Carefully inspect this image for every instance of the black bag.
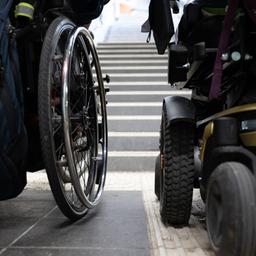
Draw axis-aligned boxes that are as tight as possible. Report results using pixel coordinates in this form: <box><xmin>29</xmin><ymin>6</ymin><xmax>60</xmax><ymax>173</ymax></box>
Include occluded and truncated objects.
<box><xmin>68</xmin><ymin>0</ymin><xmax>110</xmax><ymax>25</ymax></box>
<box><xmin>148</xmin><ymin>0</ymin><xmax>175</xmax><ymax>54</ymax></box>
<box><xmin>0</xmin><ymin>0</ymin><xmax>28</xmax><ymax>200</ymax></box>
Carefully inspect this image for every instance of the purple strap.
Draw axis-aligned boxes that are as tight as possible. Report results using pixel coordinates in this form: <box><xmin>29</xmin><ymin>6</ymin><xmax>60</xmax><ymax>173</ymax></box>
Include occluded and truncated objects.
<box><xmin>209</xmin><ymin>0</ymin><xmax>240</xmax><ymax>100</ymax></box>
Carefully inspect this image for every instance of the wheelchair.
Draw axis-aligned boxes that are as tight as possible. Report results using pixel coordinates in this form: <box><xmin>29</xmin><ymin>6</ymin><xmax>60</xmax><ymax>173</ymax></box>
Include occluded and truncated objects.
<box><xmin>154</xmin><ymin>0</ymin><xmax>256</xmax><ymax>254</ymax></box>
<box><xmin>12</xmin><ymin>0</ymin><xmax>108</xmax><ymax>220</ymax></box>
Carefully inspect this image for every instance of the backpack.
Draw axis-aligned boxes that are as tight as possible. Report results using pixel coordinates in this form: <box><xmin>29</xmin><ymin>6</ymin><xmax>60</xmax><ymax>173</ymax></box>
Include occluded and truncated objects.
<box><xmin>0</xmin><ymin>0</ymin><xmax>28</xmax><ymax>200</ymax></box>
<box><xmin>148</xmin><ymin>0</ymin><xmax>175</xmax><ymax>54</ymax></box>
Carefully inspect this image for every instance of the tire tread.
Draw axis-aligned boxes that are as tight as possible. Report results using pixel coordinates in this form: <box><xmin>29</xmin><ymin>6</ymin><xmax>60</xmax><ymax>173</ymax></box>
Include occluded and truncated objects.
<box><xmin>160</xmin><ymin>105</ymin><xmax>195</xmax><ymax>226</ymax></box>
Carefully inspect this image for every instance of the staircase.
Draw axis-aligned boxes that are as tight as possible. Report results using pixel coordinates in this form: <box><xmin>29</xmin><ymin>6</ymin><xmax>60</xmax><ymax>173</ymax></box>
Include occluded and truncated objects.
<box><xmin>97</xmin><ymin>42</ymin><xmax>191</xmax><ymax>172</ymax></box>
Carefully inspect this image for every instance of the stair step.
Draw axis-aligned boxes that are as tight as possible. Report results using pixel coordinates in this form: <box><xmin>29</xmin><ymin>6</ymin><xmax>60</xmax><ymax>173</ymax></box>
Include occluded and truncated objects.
<box><xmin>108</xmin><ymin>90</ymin><xmax>188</xmax><ymax>95</ymax></box>
<box><xmin>99</xmin><ymin>54</ymin><xmax>167</xmax><ymax>61</ymax></box>
<box><xmin>107</xmin><ymin>94</ymin><xmax>190</xmax><ymax>102</ymax></box>
<box><xmin>98</xmin><ymin>41</ymin><xmax>172</xmax><ymax>173</ymax></box>
<box><xmin>102</xmin><ymin>66</ymin><xmax>167</xmax><ymax>73</ymax></box>
<box><xmin>107</xmin><ymin>102</ymin><xmax>163</xmax><ymax>107</ymax></box>
<box><xmin>97</xmin><ymin>49</ymin><xmax>159</xmax><ymax>55</ymax></box>
<box><xmin>108</xmin><ymin>85</ymin><xmax>171</xmax><ymax>91</ymax></box>
<box><xmin>97</xmin><ymin>45</ymin><xmax>157</xmax><ymax>50</ymax></box>
<box><xmin>100</xmin><ymin>60</ymin><xmax>167</xmax><ymax>67</ymax></box>
<box><xmin>108</xmin><ymin>119</ymin><xmax>161</xmax><ymax>132</ymax></box>
<box><xmin>109</xmin><ymin>137</ymin><xmax>158</xmax><ymax>151</ymax></box>
<box><xmin>98</xmin><ymin>42</ymin><xmax>156</xmax><ymax>46</ymax></box>
<box><xmin>108</xmin><ymin>115</ymin><xmax>161</xmax><ymax>120</ymax></box>
<box><xmin>107</xmin><ymin>106</ymin><xmax>162</xmax><ymax>115</ymax></box>
<box><xmin>100</xmin><ymin>73</ymin><xmax>167</xmax><ymax>82</ymax></box>
<box><xmin>106</xmin><ymin>81</ymin><xmax>169</xmax><ymax>86</ymax></box>
<box><xmin>108</xmin><ymin>156</ymin><xmax>157</xmax><ymax>172</ymax></box>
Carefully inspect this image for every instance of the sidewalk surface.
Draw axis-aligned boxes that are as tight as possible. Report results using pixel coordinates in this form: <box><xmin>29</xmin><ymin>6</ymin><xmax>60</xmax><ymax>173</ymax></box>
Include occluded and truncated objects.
<box><xmin>0</xmin><ymin>190</ymin><xmax>149</xmax><ymax>256</ymax></box>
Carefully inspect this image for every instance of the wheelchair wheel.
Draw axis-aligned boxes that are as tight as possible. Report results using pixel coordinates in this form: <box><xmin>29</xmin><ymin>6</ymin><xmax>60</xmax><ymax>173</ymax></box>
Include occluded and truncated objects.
<box><xmin>38</xmin><ymin>17</ymin><xmax>88</xmax><ymax>220</ymax></box>
<box><xmin>160</xmin><ymin>104</ymin><xmax>195</xmax><ymax>226</ymax></box>
<box><xmin>206</xmin><ymin>162</ymin><xmax>256</xmax><ymax>256</ymax></box>
<box><xmin>62</xmin><ymin>27</ymin><xmax>108</xmax><ymax>209</ymax></box>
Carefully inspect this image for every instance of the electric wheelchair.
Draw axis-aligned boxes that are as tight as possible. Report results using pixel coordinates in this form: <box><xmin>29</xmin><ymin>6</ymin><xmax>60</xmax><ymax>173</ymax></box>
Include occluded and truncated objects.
<box><xmin>154</xmin><ymin>0</ymin><xmax>256</xmax><ymax>254</ymax></box>
<box><xmin>11</xmin><ymin>0</ymin><xmax>108</xmax><ymax>221</ymax></box>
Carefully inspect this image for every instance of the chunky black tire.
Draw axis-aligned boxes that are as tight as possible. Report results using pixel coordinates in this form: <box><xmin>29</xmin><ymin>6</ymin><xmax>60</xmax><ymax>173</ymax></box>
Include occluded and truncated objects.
<box><xmin>206</xmin><ymin>162</ymin><xmax>256</xmax><ymax>256</ymax></box>
<box><xmin>160</xmin><ymin>106</ymin><xmax>195</xmax><ymax>226</ymax></box>
<box><xmin>38</xmin><ymin>17</ymin><xmax>88</xmax><ymax>220</ymax></box>
<box><xmin>155</xmin><ymin>154</ymin><xmax>161</xmax><ymax>200</ymax></box>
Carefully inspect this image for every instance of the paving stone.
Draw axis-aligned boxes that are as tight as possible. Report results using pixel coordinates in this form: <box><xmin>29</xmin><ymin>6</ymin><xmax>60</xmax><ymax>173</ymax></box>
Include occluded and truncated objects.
<box><xmin>0</xmin><ymin>218</ymin><xmax>38</xmax><ymax>247</ymax></box>
<box><xmin>0</xmin><ymin>191</ymin><xmax>149</xmax><ymax>255</ymax></box>
<box><xmin>0</xmin><ymin>191</ymin><xmax>56</xmax><ymax>247</ymax></box>
<box><xmin>0</xmin><ymin>191</ymin><xmax>55</xmax><ymax>218</ymax></box>
<box><xmin>1</xmin><ymin>248</ymin><xmax>149</xmax><ymax>256</ymax></box>
<box><xmin>48</xmin><ymin>191</ymin><xmax>146</xmax><ymax>220</ymax></box>
<box><xmin>13</xmin><ymin>217</ymin><xmax>148</xmax><ymax>249</ymax></box>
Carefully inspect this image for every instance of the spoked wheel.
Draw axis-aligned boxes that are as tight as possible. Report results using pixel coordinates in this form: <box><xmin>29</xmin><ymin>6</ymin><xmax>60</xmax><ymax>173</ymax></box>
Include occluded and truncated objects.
<box><xmin>38</xmin><ymin>17</ymin><xmax>88</xmax><ymax>220</ymax></box>
<box><xmin>62</xmin><ymin>27</ymin><xmax>108</xmax><ymax>209</ymax></box>
<box><xmin>206</xmin><ymin>162</ymin><xmax>256</xmax><ymax>256</ymax></box>
<box><xmin>160</xmin><ymin>103</ymin><xmax>195</xmax><ymax>226</ymax></box>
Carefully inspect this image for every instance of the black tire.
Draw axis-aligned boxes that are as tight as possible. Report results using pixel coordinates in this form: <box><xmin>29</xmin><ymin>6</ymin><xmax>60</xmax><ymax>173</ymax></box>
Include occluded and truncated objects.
<box><xmin>160</xmin><ymin>105</ymin><xmax>195</xmax><ymax>226</ymax></box>
<box><xmin>206</xmin><ymin>162</ymin><xmax>256</xmax><ymax>256</ymax></box>
<box><xmin>155</xmin><ymin>154</ymin><xmax>161</xmax><ymax>200</ymax></box>
<box><xmin>38</xmin><ymin>17</ymin><xmax>88</xmax><ymax>220</ymax></box>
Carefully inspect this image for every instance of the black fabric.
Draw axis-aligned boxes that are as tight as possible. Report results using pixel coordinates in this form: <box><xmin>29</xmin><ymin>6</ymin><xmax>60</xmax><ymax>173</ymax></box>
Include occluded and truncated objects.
<box><xmin>0</xmin><ymin>0</ymin><xmax>28</xmax><ymax>200</ymax></box>
<box><xmin>68</xmin><ymin>0</ymin><xmax>109</xmax><ymax>25</ymax></box>
<box><xmin>148</xmin><ymin>0</ymin><xmax>174</xmax><ymax>54</ymax></box>
<box><xmin>178</xmin><ymin>3</ymin><xmax>202</xmax><ymax>44</ymax></box>
<box><xmin>178</xmin><ymin>3</ymin><xmax>224</xmax><ymax>48</ymax></box>
<box><xmin>178</xmin><ymin>0</ymin><xmax>228</xmax><ymax>44</ymax></box>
